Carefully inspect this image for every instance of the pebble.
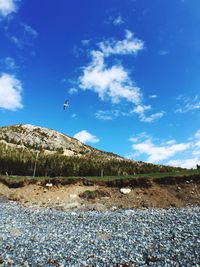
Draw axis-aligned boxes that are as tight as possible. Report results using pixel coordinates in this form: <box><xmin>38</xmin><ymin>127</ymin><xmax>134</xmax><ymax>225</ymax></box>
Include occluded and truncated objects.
<box><xmin>0</xmin><ymin>202</ymin><xmax>199</xmax><ymax>266</ymax></box>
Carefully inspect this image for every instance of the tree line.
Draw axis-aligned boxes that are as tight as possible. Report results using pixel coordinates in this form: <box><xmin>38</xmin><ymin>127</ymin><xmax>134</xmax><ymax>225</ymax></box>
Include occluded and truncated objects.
<box><xmin>0</xmin><ymin>143</ymin><xmax>183</xmax><ymax>177</ymax></box>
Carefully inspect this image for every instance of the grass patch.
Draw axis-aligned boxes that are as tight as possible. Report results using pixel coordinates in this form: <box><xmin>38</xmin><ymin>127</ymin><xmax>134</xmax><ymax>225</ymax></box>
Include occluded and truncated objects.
<box><xmin>83</xmin><ymin>169</ymin><xmax>200</xmax><ymax>181</ymax></box>
<box><xmin>1</xmin><ymin>169</ymin><xmax>199</xmax><ymax>185</ymax></box>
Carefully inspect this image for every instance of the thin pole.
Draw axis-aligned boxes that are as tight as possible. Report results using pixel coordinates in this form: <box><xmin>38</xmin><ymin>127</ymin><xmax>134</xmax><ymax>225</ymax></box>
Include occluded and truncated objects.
<box><xmin>33</xmin><ymin>151</ymin><xmax>40</xmax><ymax>177</ymax></box>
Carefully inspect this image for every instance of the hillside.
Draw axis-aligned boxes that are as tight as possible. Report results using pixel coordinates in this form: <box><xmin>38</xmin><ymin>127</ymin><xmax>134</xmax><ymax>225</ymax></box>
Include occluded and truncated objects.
<box><xmin>0</xmin><ymin>124</ymin><xmax>123</xmax><ymax>160</ymax></box>
<box><xmin>0</xmin><ymin>124</ymin><xmax>183</xmax><ymax>177</ymax></box>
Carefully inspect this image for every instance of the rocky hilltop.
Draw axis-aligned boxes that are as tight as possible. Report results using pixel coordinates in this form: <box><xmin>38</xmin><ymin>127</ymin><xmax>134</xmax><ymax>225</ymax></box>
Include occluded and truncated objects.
<box><xmin>0</xmin><ymin>124</ymin><xmax>123</xmax><ymax>160</ymax></box>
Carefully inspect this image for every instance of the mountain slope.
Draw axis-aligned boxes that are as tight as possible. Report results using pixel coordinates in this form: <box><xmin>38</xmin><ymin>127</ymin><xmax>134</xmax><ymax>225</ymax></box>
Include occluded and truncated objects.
<box><xmin>0</xmin><ymin>124</ymin><xmax>123</xmax><ymax>160</ymax></box>
<box><xmin>0</xmin><ymin>124</ymin><xmax>183</xmax><ymax>177</ymax></box>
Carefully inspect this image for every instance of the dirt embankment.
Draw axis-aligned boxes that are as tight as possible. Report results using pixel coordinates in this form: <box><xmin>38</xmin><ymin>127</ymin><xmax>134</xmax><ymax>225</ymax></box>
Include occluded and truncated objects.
<box><xmin>0</xmin><ymin>174</ymin><xmax>200</xmax><ymax>210</ymax></box>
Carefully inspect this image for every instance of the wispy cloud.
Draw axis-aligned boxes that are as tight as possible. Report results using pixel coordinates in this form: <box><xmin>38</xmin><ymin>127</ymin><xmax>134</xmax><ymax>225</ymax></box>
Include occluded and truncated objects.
<box><xmin>95</xmin><ymin>109</ymin><xmax>120</xmax><ymax>120</ymax></box>
<box><xmin>130</xmin><ymin>137</ymin><xmax>189</xmax><ymax>162</ymax></box>
<box><xmin>128</xmin><ymin>130</ymin><xmax>200</xmax><ymax>168</ymax></box>
<box><xmin>149</xmin><ymin>94</ymin><xmax>157</xmax><ymax>99</ymax></box>
<box><xmin>99</xmin><ymin>30</ymin><xmax>144</xmax><ymax>56</ymax></box>
<box><xmin>175</xmin><ymin>95</ymin><xmax>200</xmax><ymax>113</ymax></box>
<box><xmin>4</xmin><ymin>57</ymin><xmax>17</xmax><ymax>70</ymax></box>
<box><xmin>113</xmin><ymin>15</ymin><xmax>125</xmax><ymax>26</ymax></box>
<box><xmin>82</xmin><ymin>39</ymin><xmax>90</xmax><ymax>46</ymax></box>
<box><xmin>158</xmin><ymin>50</ymin><xmax>169</xmax><ymax>56</ymax></box>
<box><xmin>139</xmin><ymin>111</ymin><xmax>165</xmax><ymax>123</ymax></box>
<box><xmin>132</xmin><ymin>104</ymin><xmax>164</xmax><ymax>122</ymax></box>
<box><xmin>10</xmin><ymin>36</ymin><xmax>22</xmax><ymax>48</ymax></box>
<box><xmin>21</xmin><ymin>23</ymin><xmax>38</xmax><ymax>39</ymax></box>
<box><xmin>68</xmin><ymin>87</ymin><xmax>78</xmax><ymax>95</ymax></box>
<box><xmin>168</xmin><ymin>130</ymin><xmax>200</xmax><ymax>168</ymax></box>
<box><xmin>71</xmin><ymin>113</ymin><xmax>77</xmax><ymax>119</ymax></box>
<box><xmin>0</xmin><ymin>0</ymin><xmax>19</xmax><ymax>17</ymax></box>
<box><xmin>10</xmin><ymin>23</ymin><xmax>38</xmax><ymax>48</ymax></box>
<box><xmin>74</xmin><ymin>130</ymin><xmax>99</xmax><ymax>144</ymax></box>
<box><xmin>0</xmin><ymin>73</ymin><xmax>23</xmax><ymax>110</ymax></box>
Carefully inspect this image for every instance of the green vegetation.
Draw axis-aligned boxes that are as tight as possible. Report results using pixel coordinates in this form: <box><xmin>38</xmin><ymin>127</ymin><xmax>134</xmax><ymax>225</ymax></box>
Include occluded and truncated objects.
<box><xmin>1</xmin><ymin>169</ymin><xmax>199</xmax><ymax>184</ymax></box>
<box><xmin>0</xmin><ymin>142</ymin><xmax>191</xmax><ymax>178</ymax></box>
<box><xmin>84</xmin><ymin>169</ymin><xmax>200</xmax><ymax>181</ymax></box>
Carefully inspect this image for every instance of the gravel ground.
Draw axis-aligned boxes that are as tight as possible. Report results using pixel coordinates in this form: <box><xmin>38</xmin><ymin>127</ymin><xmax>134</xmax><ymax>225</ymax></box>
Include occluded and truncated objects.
<box><xmin>0</xmin><ymin>201</ymin><xmax>199</xmax><ymax>267</ymax></box>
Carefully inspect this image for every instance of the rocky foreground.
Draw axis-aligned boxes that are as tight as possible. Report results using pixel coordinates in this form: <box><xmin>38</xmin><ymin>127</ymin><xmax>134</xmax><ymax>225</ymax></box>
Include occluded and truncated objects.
<box><xmin>0</xmin><ymin>200</ymin><xmax>199</xmax><ymax>267</ymax></box>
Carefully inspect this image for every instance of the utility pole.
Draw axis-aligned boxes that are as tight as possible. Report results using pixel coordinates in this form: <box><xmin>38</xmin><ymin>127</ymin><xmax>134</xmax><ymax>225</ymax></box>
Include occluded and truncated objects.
<box><xmin>101</xmin><ymin>168</ymin><xmax>104</xmax><ymax>178</ymax></box>
<box><xmin>33</xmin><ymin>151</ymin><xmax>40</xmax><ymax>177</ymax></box>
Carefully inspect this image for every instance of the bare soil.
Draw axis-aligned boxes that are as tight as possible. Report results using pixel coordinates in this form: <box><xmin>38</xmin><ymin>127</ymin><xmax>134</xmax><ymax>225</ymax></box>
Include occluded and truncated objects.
<box><xmin>0</xmin><ymin>176</ymin><xmax>200</xmax><ymax>210</ymax></box>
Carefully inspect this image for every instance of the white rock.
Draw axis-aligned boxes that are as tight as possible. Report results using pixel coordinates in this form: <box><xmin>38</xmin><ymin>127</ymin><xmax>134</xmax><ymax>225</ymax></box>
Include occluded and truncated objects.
<box><xmin>46</xmin><ymin>183</ymin><xmax>53</xmax><ymax>187</ymax></box>
<box><xmin>70</xmin><ymin>194</ymin><xmax>78</xmax><ymax>199</ymax></box>
<box><xmin>120</xmin><ymin>188</ymin><xmax>131</xmax><ymax>194</ymax></box>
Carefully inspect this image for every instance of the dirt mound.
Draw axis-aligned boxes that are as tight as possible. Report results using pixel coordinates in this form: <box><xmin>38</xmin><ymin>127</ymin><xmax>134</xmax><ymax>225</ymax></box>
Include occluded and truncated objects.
<box><xmin>0</xmin><ymin>175</ymin><xmax>199</xmax><ymax>210</ymax></box>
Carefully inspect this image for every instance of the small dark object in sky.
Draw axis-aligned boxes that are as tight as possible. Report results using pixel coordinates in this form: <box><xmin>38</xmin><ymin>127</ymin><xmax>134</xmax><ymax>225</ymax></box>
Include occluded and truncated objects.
<box><xmin>63</xmin><ymin>99</ymin><xmax>69</xmax><ymax>110</ymax></box>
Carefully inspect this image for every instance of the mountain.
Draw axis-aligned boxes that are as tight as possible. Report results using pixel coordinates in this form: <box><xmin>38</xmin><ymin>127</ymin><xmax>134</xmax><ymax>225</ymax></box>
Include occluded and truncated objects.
<box><xmin>0</xmin><ymin>124</ymin><xmax>182</xmax><ymax>177</ymax></box>
<box><xmin>0</xmin><ymin>124</ymin><xmax>123</xmax><ymax>160</ymax></box>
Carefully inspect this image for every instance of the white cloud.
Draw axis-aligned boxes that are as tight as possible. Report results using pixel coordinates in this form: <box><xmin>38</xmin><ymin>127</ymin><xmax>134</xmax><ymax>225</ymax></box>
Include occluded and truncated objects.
<box><xmin>192</xmin><ymin>130</ymin><xmax>200</xmax><ymax>156</ymax></box>
<box><xmin>139</xmin><ymin>111</ymin><xmax>165</xmax><ymax>123</ymax></box>
<box><xmin>129</xmin><ymin>132</ymin><xmax>151</xmax><ymax>143</ymax></box>
<box><xmin>0</xmin><ymin>73</ymin><xmax>23</xmax><ymax>110</ymax></box>
<box><xmin>195</xmin><ymin>129</ymin><xmax>200</xmax><ymax>139</ymax></box>
<box><xmin>95</xmin><ymin>106</ymin><xmax>164</xmax><ymax>122</ymax></box>
<box><xmin>113</xmin><ymin>15</ymin><xmax>124</xmax><ymax>26</ymax></box>
<box><xmin>168</xmin><ymin>158</ymin><xmax>200</xmax><ymax>169</ymax></box>
<box><xmin>194</xmin><ymin>130</ymin><xmax>200</xmax><ymax>151</ymax></box>
<box><xmin>74</xmin><ymin>130</ymin><xmax>99</xmax><ymax>144</ymax></box>
<box><xmin>129</xmin><ymin>132</ymin><xmax>191</xmax><ymax>163</ymax></box>
<box><xmin>133</xmin><ymin>104</ymin><xmax>151</xmax><ymax>114</ymax></box>
<box><xmin>68</xmin><ymin>87</ymin><xmax>78</xmax><ymax>95</ymax></box>
<box><xmin>99</xmin><ymin>30</ymin><xmax>144</xmax><ymax>57</ymax></box>
<box><xmin>132</xmin><ymin>139</ymin><xmax>190</xmax><ymax>162</ymax></box>
<box><xmin>129</xmin><ymin>129</ymin><xmax>200</xmax><ymax>168</ymax></box>
<box><xmin>132</xmin><ymin>104</ymin><xmax>164</xmax><ymax>122</ymax></box>
<box><xmin>0</xmin><ymin>0</ymin><xmax>18</xmax><ymax>17</ymax></box>
<box><xmin>77</xmin><ymin>30</ymin><xmax>163</xmax><ymax>123</ymax></box>
<box><xmin>79</xmin><ymin>50</ymin><xmax>142</xmax><ymax>105</ymax></box>
<box><xmin>149</xmin><ymin>94</ymin><xmax>157</xmax><ymax>99</ymax></box>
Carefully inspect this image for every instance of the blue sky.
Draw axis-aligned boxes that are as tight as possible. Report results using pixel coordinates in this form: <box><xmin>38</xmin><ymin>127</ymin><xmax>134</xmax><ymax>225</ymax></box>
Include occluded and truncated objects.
<box><xmin>0</xmin><ymin>0</ymin><xmax>200</xmax><ymax>168</ymax></box>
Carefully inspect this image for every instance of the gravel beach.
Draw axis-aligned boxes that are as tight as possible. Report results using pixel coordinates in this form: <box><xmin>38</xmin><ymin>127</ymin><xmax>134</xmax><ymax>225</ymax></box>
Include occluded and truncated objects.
<box><xmin>0</xmin><ymin>201</ymin><xmax>199</xmax><ymax>267</ymax></box>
